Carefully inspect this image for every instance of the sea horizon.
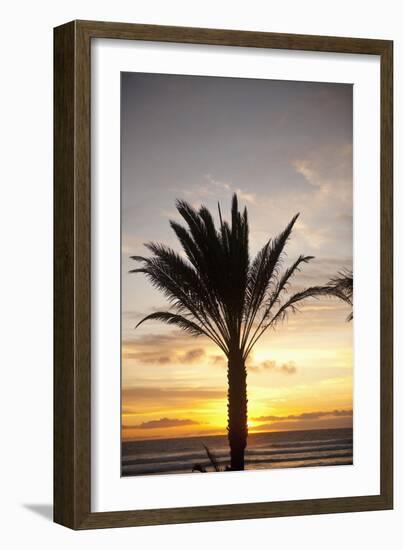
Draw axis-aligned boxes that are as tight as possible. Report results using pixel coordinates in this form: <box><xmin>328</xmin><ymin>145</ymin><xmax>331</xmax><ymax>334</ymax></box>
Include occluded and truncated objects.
<box><xmin>122</xmin><ymin>426</ymin><xmax>353</xmax><ymax>477</ymax></box>
<box><xmin>121</xmin><ymin>424</ymin><xmax>353</xmax><ymax>444</ymax></box>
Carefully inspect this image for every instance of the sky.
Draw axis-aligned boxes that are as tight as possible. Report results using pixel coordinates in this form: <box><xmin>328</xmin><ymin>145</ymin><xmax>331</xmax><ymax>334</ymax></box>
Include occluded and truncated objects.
<box><xmin>121</xmin><ymin>72</ymin><xmax>353</xmax><ymax>441</ymax></box>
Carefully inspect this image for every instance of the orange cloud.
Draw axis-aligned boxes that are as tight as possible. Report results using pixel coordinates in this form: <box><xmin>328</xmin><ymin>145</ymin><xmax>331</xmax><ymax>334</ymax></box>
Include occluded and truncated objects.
<box><xmin>250</xmin><ymin>409</ymin><xmax>353</xmax><ymax>432</ymax></box>
<box><xmin>248</xmin><ymin>359</ymin><xmax>297</xmax><ymax>374</ymax></box>
<box><xmin>123</xmin><ymin>334</ymin><xmax>209</xmax><ymax>366</ymax></box>
<box><xmin>181</xmin><ymin>348</ymin><xmax>205</xmax><ymax>362</ymax></box>
<box><xmin>253</xmin><ymin>409</ymin><xmax>352</xmax><ymax>422</ymax></box>
<box><xmin>124</xmin><ymin>417</ymin><xmax>199</xmax><ymax>430</ymax></box>
<box><xmin>122</xmin><ymin>386</ymin><xmax>227</xmax><ymax>415</ymax></box>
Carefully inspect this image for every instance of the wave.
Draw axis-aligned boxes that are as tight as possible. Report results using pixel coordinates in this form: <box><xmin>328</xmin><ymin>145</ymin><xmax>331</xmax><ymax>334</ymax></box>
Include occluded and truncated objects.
<box><xmin>121</xmin><ymin>427</ymin><xmax>353</xmax><ymax>477</ymax></box>
<box><xmin>268</xmin><ymin>438</ymin><xmax>352</xmax><ymax>449</ymax></box>
<box><xmin>122</xmin><ymin>448</ymin><xmax>353</xmax><ymax>476</ymax></box>
<box><xmin>122</xmin><ymin>443</ymin><xmax>353</xmax><ymax>467</ymax></box>
<box><xmin>122</xmin><ymin>451</ymin><xmax>353</xmax><ymax>476</ymax></box>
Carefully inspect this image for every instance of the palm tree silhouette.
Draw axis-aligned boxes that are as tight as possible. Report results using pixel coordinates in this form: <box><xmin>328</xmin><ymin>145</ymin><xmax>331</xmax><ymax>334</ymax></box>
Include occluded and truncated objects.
<box><xmin>131</xmin><ymin>194</ymin><xmax>330</xmax><ymax>471</ymax></box>
<box><xmin>327</xmin><ymin>269</ymin><xmax>353</xmax><ymax>321</ymax></box>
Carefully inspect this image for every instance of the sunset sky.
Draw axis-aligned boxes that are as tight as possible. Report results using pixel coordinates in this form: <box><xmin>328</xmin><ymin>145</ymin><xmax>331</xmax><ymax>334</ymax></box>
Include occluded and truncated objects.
<box><xmin>121</xmin><ymin>72</ymin><xmax>353</xmax><ymax>441</ymax></box>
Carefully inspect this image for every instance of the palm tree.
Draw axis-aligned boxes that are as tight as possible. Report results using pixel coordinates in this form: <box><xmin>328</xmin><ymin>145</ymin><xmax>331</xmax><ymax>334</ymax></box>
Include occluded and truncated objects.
<box><xmin>192</xmin><ymin>445</ymin><xmax>229</xmax><ymax>473</ymax></box>
<box><xmin>130</xmin><ymin>194</ymin><xmax>330</xmax><ymax>471</ymax></box>
<box><xmin>327</xmin><ymin>269</ymin><xmax>353</xmax><ymax>321</ymax></box>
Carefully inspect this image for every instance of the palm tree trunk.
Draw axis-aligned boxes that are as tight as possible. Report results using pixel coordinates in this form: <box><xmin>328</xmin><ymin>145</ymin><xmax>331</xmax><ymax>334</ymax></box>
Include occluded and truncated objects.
<box><xmin>227</xmin><ymin>349</ymin><xmax>248</xmax><ymax>470</ymax></box>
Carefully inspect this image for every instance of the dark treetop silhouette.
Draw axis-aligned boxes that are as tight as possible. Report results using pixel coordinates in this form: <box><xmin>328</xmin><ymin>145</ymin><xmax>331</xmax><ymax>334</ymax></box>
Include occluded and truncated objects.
<box><xmin>327</xmin><ymin>270</ymin><xmax>353</xmax><ymax>321</ymax></box>
<box><xmin>130</xmin><ymin>194</ymin><xmax>334</xmax><ymax>471</ymax></box>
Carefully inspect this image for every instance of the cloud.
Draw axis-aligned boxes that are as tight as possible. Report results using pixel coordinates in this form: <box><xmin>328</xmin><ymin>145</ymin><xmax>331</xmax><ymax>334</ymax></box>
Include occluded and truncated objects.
<box><xmin>292</xmin><ymin>159</ymin><xmax>320</xmax><ymax>187</ymax></box>
<box><xmin>249</xmin><ymin>359</ymin><xmax>297</xmax><ymax>375</ymax></box>
<box><xmin>235</xmin><ymin>188</ymin><xmax>256</xmax><ymax>204</ymax></box>
<box><xmin>260</xmin><ymin>360</ymin><xmax>277</xmax><ymax>370</ymax></box>
<box><xmin>180</xmin><ymin>174</ymin><xmax>256</xmax><ymax>205</ymax></box>
<box><xmin>123</xmin><ymin>335</ymin><xmax>208</xmax><ymax>366</ymax></box>
<box><xmin>210</xmin><ymin>354</ymin><xmax>226</xmax><ymax>366</ymax></box>
<box><xmin>253</xmin><ymin>409</ymin><xmax>352</xmax><ymax>422</ymax></box>
<box><xmin>279</xmin><ymin>363</ymin><xmax>297</xmax><ymax>375</ymax></box>
<box><xmin>124</xmin><ymin>334</ymin><xmax>227</xmax><ymax>370</ymax></box>
<box><xmin>294</xmin><ymin>220</ymin><xmax>330</xmax><ymax>249</ymax></box>
<box><xmin>123</xmin><ymin>333</ymin><xmax>181</xmax><ymax>347</ymax></box>
<box><xmin>121</xmin><ymin>234</ymin><xmax>149</xmax><ymax>255</ymax></box>
<box><xmin>121</xmin><ymin>406</ymin><xmax>139</xmax><ymax>414</ymax></box>
<box><xmin>124</xmin><ymin>417</ymin><xmax>199</xmax><ymax>430</ymax></box>
<box><xmin>205</xmin><ymin>174</ymin><xmax>231</xmax><ymax>192</ymax></box>
<box><xmin>291</xmin><ymin>143</ymin><xmax>353</xmax><ymax>205</ymax></box>
<box><xmin>123</xmin><ymin>349</ymin><xmax>172</xmax><ymax>364</ymax></box>
<box><xmin>181</xmin><ymin>348</ymin><xmax>205</xmax><ymax>362</ymax></box>
<box><xmin>123</xmin><ymin>386</ymin><xmax>226</xmax><ymax>403</ymax></box>
<box><xmin>296</xmin><ymin>257</ymin><xmax>353</xmax><ymax>285</ymax></box>
<box><xmin>208</xmin><ymin>355</ymin><xmax>297</xmax><ymax>374</ymax></box>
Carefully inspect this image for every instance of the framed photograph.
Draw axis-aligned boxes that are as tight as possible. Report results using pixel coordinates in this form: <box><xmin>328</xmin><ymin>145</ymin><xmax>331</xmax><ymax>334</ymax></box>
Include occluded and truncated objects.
<box><xmin>54</xmin><ymin>20</ymin><xmax>393</xmax><ymax>529</ymax></box>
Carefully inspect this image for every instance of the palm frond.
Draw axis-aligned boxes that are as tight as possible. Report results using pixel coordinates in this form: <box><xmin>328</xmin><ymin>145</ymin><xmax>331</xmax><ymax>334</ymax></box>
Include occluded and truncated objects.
<box><xmin>135</xmin><ymin>311</ymin><xmax>206</xmax><ymax>337</ymax></box>
<box><xmin>130</xmin><ymin>246</ymin><xmax>230</xmax><ymax>351</ymax></box>
<box><xmin>244</xmin><ymin>285</ymin><xmax>333</xmax><ymax>357</ymax></box>
<box><xmin>327</xmin><ymin>269</ymin><xmax>353</xmax><ymax>320</ymax></box>
<box><xmin>269</xmin><ymin>286</ymin><xmax>333</xmax><ymax>325</ymax></box>
<box><xmin>328</xmin><ymin>269</ymin><xmax>353</xmax><ymax>302</ymax></box>
<box><xmin>192</xmin><ymin>445</ymin><xmax>227</xmax><ymax>473</ymax></box>
<box><xmin>203</xmin><ymin>445</ymin><xmax>222</xmax><ymax>472</ymax></box>
<box><xmin>169</xmin><ymin>220</ymin><xmax>204</xmax><ymax>271</ymax></box>
<box><xmin>242</xmin><ymin>254</ymin><xmax>314</xmax><ymax>358</ymax></box>
<box><xmin>130</xmin><ymin>194</ymin><xmax>338</xmax><ymax>361</ymax></box>
<box><xmin>241</xmin><ymin>213</ymin><xmax>299</xmax><ymax>352</ymax></box>
<box><xmin>266</xmin><ymin>255</ymin><xmax>315</xmax><ymax>313</ymax></box>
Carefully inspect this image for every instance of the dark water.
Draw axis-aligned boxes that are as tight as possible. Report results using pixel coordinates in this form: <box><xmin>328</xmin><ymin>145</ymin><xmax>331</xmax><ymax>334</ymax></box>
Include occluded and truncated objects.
<box><xmin>121</xmin><ymin>427</ymin><xmax>353</xmax><ymax>477</ymax></box>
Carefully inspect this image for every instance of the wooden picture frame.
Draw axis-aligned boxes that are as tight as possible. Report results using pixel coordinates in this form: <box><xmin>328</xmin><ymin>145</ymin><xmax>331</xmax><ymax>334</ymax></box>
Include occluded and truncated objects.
<box><xmin>54</xmin><ymin>20</ymin><xmax>393</xmax><ymax>529</ymax></box>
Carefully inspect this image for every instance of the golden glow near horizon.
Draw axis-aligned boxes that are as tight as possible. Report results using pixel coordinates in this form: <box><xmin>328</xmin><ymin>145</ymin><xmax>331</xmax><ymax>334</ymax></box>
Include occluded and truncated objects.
<box><xmin>121</xmin><ymin>74</ymin><xmax>353</xmax><ymax>442</ymax></box>
<box><xmin>121</xmin><ymin>306</ymin><xmax>353</xmax><ymax>441</ymax></box>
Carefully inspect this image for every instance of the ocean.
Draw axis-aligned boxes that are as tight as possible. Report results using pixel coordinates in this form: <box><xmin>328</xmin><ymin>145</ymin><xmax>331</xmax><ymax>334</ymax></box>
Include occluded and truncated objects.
<box><xmin>121</xmin><ymin>427</ymin><xmax>353</xmax><ymax>477</ymax></box>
